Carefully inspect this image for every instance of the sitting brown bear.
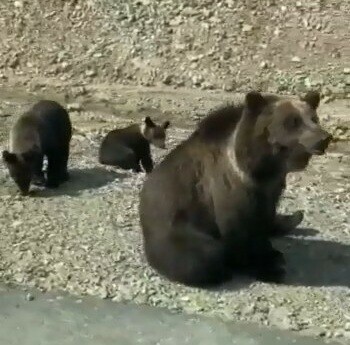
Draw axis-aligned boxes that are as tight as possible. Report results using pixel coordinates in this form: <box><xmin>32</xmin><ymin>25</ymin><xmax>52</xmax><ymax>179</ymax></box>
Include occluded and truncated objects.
<box><xmin>98</xmin><ymin>116</ymin><xmax>170</xmax><ymax>173</ymax></box>
<box><xmin>139</xmin><ymin>90</ymin><xmax>332</xmax><ymax>288</ymax></box>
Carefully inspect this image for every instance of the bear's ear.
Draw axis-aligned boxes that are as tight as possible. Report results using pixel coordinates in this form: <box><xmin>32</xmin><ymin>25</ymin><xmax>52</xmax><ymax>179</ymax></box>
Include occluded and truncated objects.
<box><xmin>144</xmin><ymin>116</ymin><xmax>156</xmax><ymax>128</ymax></box>
<box><xmin>162</xmin><ymin>120</ymin><xmax>170</xmax><ymax>129</ymax></box>
<box><xmin>2</xmin><ymin>150</ymin><xmax>17</xmax><ymax>164</ymax></box>
<box><xmin>245</xmin><ymin>91</ymin><xmax>267</xmax><ymax>115</ymax></box>
<box><xmin>301</xmin><ymin>91</ymin><xmax>320</xmax><ymax>110</ymax></box>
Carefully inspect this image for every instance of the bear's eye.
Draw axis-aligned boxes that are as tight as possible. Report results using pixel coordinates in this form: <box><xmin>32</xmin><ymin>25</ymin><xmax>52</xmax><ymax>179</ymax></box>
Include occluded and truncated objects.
<box><xmin>284</xmin><ymin>114</ymin><xmax>302</xmax><ymax>130</ymax></box>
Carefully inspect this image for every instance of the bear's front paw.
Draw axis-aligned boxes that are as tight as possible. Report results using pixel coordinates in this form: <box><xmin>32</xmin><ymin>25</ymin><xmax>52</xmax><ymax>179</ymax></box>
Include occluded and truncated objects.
<box><xmin>270</xmin><ymin>210</ymin><xmax>304</xmax><ymax>237</ymax></box>
<box><xmin>32</xmin><ymin>176</ymin><xmax>46</xmax><ymax>187</ymax></box>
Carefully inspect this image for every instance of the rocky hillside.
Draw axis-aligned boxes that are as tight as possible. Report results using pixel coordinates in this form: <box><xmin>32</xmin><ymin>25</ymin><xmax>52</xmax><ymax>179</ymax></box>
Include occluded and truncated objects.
<box><xmin>0</xmin><ymin>0</ymin><xmax>349</xmax><ymax>97</ymax></box>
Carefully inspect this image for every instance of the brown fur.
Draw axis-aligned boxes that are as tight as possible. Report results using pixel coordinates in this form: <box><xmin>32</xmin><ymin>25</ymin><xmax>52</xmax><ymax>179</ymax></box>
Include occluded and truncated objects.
<box><xmin>139</xmin><ymin>91</ymin><xmax>332</xmax><ymax>287</ymax></box>
<box><xmin>98</xmin><ymin>117</ymin><xmax>170</xmax><ymax>173</ymax></box>
<box><xmin>2</xmin><ymin>100</ymin><xmax>72</xmax><ymax>195</ymax></box>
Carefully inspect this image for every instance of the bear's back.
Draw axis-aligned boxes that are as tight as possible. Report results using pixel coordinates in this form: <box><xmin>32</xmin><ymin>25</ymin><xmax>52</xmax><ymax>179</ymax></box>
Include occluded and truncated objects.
<box><xmin>103</xmin><ymin>124</ymin><xmax>148</xmax><ymax>152</ymax></box>
<box><xmin>10</xmin><ymin>100</ymin><xmax>71</xmax><ymax>154</ymax></box>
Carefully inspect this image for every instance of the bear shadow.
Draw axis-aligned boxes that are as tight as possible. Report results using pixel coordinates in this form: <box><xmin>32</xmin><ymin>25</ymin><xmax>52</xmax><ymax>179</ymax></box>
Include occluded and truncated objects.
<box><xmin>207</xmin><ymin>227</ymin><xmax>350</xmax><ymax>292</ymax></box>
<box><xmin>276</xmin><ymin>232</ymin><xmax>350</xmax><ymax>288</ymax></box>
<box><xmin>34</xmin><ymin>167</ymin><xmax>127</xmax><ymax>197</ymax></box>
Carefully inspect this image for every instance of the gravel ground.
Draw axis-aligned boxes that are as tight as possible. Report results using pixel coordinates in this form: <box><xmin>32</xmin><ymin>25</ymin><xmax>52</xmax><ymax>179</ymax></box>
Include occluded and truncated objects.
<box><xmin>0</xmin><ymin>85</ymin><xmax>349</xmax><ymax>344</ymax></box>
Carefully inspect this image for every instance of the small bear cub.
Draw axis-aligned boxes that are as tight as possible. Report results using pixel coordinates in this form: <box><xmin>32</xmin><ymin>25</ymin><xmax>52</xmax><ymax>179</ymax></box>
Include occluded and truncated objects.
<box><xmin>2</xmin><ymin>100</ymin><xmax>72</xmax><ymax>195</ymax></box>
<box><xmin>98</xmin><ymin>116</ymin><xmax>170</xmax><ymax>173</ymax></box>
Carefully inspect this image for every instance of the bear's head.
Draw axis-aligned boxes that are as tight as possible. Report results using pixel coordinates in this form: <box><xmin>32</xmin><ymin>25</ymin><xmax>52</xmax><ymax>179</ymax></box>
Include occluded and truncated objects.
<box><xmin>247</xmin><ymin>91</ymin><xmax>332</xmax><ymax>173</ymax></box>
<box><xmin>141</xmin><ymin>116</ymin><xmax>171</xmax><ymax>149</ymax></box>
<box><xmin>2</xmin><ymin>149</ymin><xmax>39</xmax><ymax>195</ymax></box>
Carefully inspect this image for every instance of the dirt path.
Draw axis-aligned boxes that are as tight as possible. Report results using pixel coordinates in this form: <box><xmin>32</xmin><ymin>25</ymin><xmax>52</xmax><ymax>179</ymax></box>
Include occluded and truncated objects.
<box><xmin>0</xmin><ymin>85</ymin><xmax>349</xmax><ymax>344</ymax></box>
<box><xmin>0</xmin><ymin>284</ymin><xmax>340</xmax><ymax>345</ymax></box>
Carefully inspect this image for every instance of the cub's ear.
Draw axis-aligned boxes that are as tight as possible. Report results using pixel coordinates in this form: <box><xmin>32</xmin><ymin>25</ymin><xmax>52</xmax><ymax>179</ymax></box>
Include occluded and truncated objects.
<box><xmin>2</xmin><ymin>150</ymin><xmax>17</xmax><ymax>164</ymax></box>
<box><xmin>245</xmin><ymin>91</ymin><xmax>267</xmax><ymax>115</ymax></box>
<box><xmin>144</xmin><ymin>116</ymin><xmax>156</xmax><ymax>128</ymax></box>
<box><xmin>21</xmin><ymin>150</ymin><xmax>37</xmax><ymax>163</ymax></box>
<box><xmin>301</xmin><ymin>91</ymin><xmax>320</xmax><ymax>110</ymax></box>
<box><xmin>162</xmin><ymin>120</ymin><xmax>170</xmax><ymax>129</ymax></box>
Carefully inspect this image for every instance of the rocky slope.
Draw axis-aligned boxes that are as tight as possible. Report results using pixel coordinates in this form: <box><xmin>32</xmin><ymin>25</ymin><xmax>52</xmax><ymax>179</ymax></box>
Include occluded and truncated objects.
<box><xmin>0</xmin><ymin>0</ymin><xmax>349</xmax><ymax>97</ymax></box>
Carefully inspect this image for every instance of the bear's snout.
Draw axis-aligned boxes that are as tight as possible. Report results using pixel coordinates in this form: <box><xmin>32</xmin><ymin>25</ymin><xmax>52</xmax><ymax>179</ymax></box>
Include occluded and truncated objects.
<box><xmin>310</xmin><ymin>130</ymin><xmax>332</xmax><ymax>155</ymax></box>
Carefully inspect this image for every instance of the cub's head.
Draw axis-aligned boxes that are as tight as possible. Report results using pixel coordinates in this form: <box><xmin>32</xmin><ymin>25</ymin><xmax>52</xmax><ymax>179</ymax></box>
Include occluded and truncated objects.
<box><xmin>2</xmin><ymin>150</ymin><xmax>38</xmax><ymax>195</ymax></box>
<box><xmin>141</xmin><ymin>116</ymin><xmax>171</xmax><ymax>149</ymax></box>
<box><xmin>252</xmin><ymin>91</ymin><xmax>332</xmax><ymax>172</ymax></box>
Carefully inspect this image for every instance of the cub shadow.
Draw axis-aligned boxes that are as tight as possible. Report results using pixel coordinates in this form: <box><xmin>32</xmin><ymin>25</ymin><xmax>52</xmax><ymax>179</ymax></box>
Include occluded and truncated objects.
<box><xmin>34</xmin><ymin>167</ymin><xmax>127</xmax><ymax>197</ymax></box>
<box><xmin>207</xmin><ymin>227</ymin><xmax>350</xmax><ymax>292</ymax></box>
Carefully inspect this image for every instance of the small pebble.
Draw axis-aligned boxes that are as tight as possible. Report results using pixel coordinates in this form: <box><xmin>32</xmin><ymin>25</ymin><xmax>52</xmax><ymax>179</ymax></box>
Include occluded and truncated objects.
<box><xmin>24</xmin><ymin>293</ymin><xmax>34</xmax><ymax>301</ymax></box>
<box><xmin>291</xmin><ymin>56</ymin><xmax>301</xmax><ymax>63</ymax></box>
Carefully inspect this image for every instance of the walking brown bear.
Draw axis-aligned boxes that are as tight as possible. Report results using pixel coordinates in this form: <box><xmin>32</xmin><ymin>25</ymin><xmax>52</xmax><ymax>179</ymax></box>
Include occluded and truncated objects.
<box><xmin>98</xmin><ymin>116</ymin><xmax>170</xmax><ymax>173</ymax></box>
<box><xmin>139</xmin><ymin>90</ymin><xmax>332</xmax><ymax>287</ymax></box>
<box><xmin>2</xmin><ymin>100</ymin><xmax>72</xmax><ymax>195</ymax></box>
